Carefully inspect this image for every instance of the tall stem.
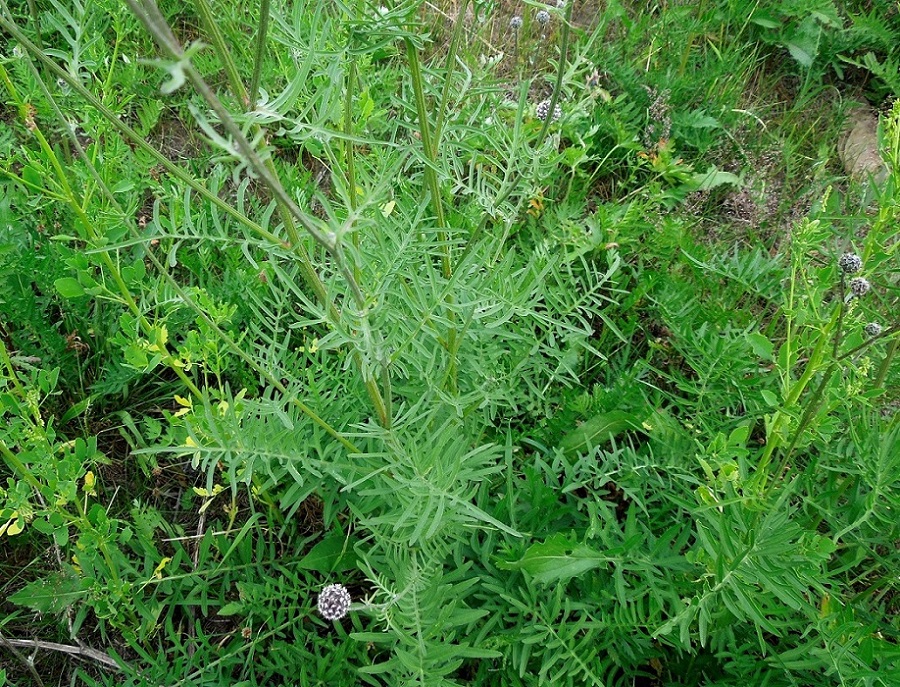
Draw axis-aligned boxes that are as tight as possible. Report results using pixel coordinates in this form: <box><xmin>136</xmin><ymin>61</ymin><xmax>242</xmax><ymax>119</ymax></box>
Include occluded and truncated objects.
<box><xmin>343</xmin><ymin>33</ymin><xmax>360</xmax><ymax>282</ymax></box>
<box><xmin>404</xmin><ymin>36</ymin><xmax>449</xmax><ymax>277</ymax></box>
<box><xmin>404</xmin><ymin>34</ymin><xmax>458</xmax><ymax>393</ymax></box>
<box><xmin>433</xmin><ymin>0</ymin><xmax>468</xmax><ymax>148</ymax></box>
<box><xmin>193</xmin><ymin>0</ymin><xmax>250</xmax><ymax>106</ymax></box>
<box><xmin>874</xmin><ymin>337</ymin><xmax>899</xmax><ymax>389</ymax></box>
<box><xmin>535</xmin><ymin>3</ymin><xmax>573</xmax><ymax>146</ymax></box>
<box><xmin>756</xmin><ymin>305</ymin><xmax>841</xmax><ymax>484</ymax></box>
<box><xmin>249</xmin><ymin>0</ymin><xmax>271</xmax><ymax>106</ymax></box>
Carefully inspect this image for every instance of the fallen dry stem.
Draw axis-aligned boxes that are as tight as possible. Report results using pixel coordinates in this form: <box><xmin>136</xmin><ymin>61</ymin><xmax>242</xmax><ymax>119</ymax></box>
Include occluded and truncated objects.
<box><xmin>0</xmin><ymin>635</ymin><xmax>123</xmax><ymax>671</ymax></box>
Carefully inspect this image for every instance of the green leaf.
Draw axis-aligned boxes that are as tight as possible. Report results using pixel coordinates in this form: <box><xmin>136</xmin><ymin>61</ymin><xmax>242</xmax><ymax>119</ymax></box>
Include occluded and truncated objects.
<box><xmin>123</xmin><ymin>343</ymin><xmax>150</xmax><ymax>370</ymax></box>
<box><xmin>54</xmin><ymin>277</ymin><xmax>85</xmax><ymax>298</ymax></box>
<box><xmin>746</xmin><ymin>332</ymin><xmax>774</xmax><ymax>361</ymax></box>
<box><xmin>689</xmin><ymin>166</ymin><xmax>741</xmax><ymax>192</ymax></box>
<box><xmin>217</xmin><ymin>601</ymin><xmax>244</xmax><ymax>616</ymax></box>
<box><xmin>786</xmin><ymin>40</ymin><xmax>815</xmax><ymax>68</ymax></box>
<box><xmin>297</xmin><ymin>534</ymin><xmax>356</xmax><ymax>573</ymax></box>
<box><xmin>9</xmin><ymin>574</ymin><xmax>85</xmax><ymax>613</ymax></box>
<box><xmin>559</xmin><ymin>410</ymin><xmax>644</xmax><ymax>455</ymax></box>
<box><xmin>498</xmin><ymin>533</ymin><xmax>609</xmax><ymax>584</ymax></box>
<box><xmin>61</xmin><ymin>396</ymin><xmax>94</xmax><ymax>424</ymax></box>
<box><xmin>784</xmin><ymin>19</ymin><xmax>821</xmax><ymax>69</ymax></box>
<box><xmin>31</xmin><ymin>518</ymin><xmax>54</xmax><ymax>535</ymax></box>
<box><xmin>761</xmin><ymin>390</ymin><xmax>780</xmax><ymax>408</ymax></box>
<box><xmin>53</xmin><ymin>527</ymin><xmax>70</xmax><ymax>548</ymax></box>
<box><xmin>112</xmin><ymin>179</ymin><xmax>136</xmax><ymax>193</ymax></box>
<box><xmin>22</xmin><ymin>165</ymin><xmax>44</xmax><ymax>189</ymax></box>
<box><xmin>680</xmin><ymin>109</ymin><xmax>721</xmax><ymax>129</ymax></box>
<box><xmin>749</xmin><ymin>12</ymin><xmax>780</xmax><ymax>29</ymax></box>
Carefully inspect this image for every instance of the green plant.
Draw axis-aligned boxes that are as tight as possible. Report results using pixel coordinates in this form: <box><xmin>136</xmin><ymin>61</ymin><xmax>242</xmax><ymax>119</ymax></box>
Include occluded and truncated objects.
<box><xmin>1</xmin><ymin>1</ymin><xmax>899</xmax><ymax>686</ymax></box>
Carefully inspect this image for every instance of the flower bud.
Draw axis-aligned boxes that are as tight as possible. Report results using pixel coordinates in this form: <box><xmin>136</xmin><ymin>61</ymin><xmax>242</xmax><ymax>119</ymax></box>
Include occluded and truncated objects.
<box><xmin>838</xmin><ymin>253</ymin><xmax>863</xmax><ymax>274</ymax></box>
<box><xmin>317</xmin><ymin>583</ymin><xmax>352</xmax><ymax>621</ymax></box>
<box><xmin>849</xmin><ymin>277</ymin><xmax>871</xmax><ymax>297</ymax></box>
<box><xmin>864</xmin><ymin>322</ymin><xmax>883</xmax><ymax>337</ymax></box>
<box><xmin>536</xmin><ymin>98</ymin><xmax>562</xmax><ymax>122</ymax></box>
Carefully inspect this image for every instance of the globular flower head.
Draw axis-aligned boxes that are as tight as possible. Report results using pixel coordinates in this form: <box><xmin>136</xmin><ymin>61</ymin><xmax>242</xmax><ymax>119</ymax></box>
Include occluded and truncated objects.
<box><xmin>865</xmin><ymin>322</ymin><xmax>883</xmax><ymax>337</ymax></box>
<box><xmin>838</xmin><ymin>252</ymin><xmax>863</xmax><ymax>274</ymax></box>
<box><xmin>509</xmin><ymin>15</ymin><xmax>523</xmax><ymax>29</ymax></box>
<box><xmin>317</xmin><ymin>583</ymin><xmax>352</xmax><ymax>621</ymax></box>
<box><xmin>536</xmin><ymin>98</ymin><xmax>563</xmax><ymax>122</ymax></box>
<box><xmin>556</xmin><ymin>0</ymin><xmax>566</xmax><ymax>7</ymax></box>
<box><xmin>536</xmin><ymin>9</ymin><xmax>551</xmax><ymax>25</ymax></box>
<box><xmin>849</xmin><ymin>276</ymin><xmax>871</xmax><ymax>297</ymax></box>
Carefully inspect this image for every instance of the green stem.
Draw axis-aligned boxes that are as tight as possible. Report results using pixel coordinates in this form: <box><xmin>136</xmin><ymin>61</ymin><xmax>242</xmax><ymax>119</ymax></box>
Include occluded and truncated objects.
<box><xmin>774</xmin><ymin>360</ymin><xmax>836</xmax><ymax>480</ymax></box>
<box><xmin>25</xmin><ymin>0</ymin><xmax>42</xmax><ymax>49</ymax></box>
<box><xmin>249</xmin><ymin>0</ymin><xmax>271</xmax><ymax>107</ymax></box>
<box><xmin>757</xmin><ymin>304</ymin><xmax>841</xmax><ymax>481</ymax></box>
<box><xmin>535</xmin><ymin>2</ymin><xmax>572</xmax><ymax>147</ymax></box>
<box><xmin>403</xmin><ymin>36</ymin><xmax>448</xmax><ymax>276</ymax></box>
<box><xmin>404</xmin><ymin>34</ymin><xmax>458</xmax><ymax>393</ymax></box>
<box><xmin>433</xmin><ymin>0</ymin><xmax>467</xmax><ymax>148</ymax></box>
<box><xmin>343</xmin><ymin>41</ymin><xmax>360</xmax><ymax>271</ymax></box>
<box><xmin>0</xmin><ymin>337</ymin><xmax>35</xmax><ymax>421</ymax></box>
<box><xmin>832</xmin><ymin>277</ymin><xmax>845</xmax><ymax>359</ymax></box>
<box><xmin>874</xmin><ymin>336</ymin><xmax>899</xmax><ymax>389</ymax></box>
<box><xmin>0</xmin><ymin>439</ymin><xmax>44</xmax><ymax>494</ymax></box>
<box><xmin>342</xmin><ymin>11</ymin><xmax>389</xmax><ymax>418</ymax></box>
<box><xmin>767</xmin><ymin>322</ymin><xmax>900</xmax><ymax>491</ymax></box>
<box><xmin>838</xmin><ymin>323</ymin><xmax>900</xmax><ymax>362</ymax></box>
<box><xmin>193</xmin><ymin>0</ymin><xmax>250</xmax><ymax>106</ymax></box>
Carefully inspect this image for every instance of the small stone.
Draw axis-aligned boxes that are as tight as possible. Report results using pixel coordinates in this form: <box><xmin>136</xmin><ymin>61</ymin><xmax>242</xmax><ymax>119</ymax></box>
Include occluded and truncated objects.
<box><xmin>839</xmin><ymin>106</ymin><xmax>888</xmax><ymax>185</ymax></box>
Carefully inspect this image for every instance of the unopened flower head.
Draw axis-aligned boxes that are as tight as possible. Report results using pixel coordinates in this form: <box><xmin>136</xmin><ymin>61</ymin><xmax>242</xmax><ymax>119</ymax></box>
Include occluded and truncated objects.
<box><xmin>839</xmin><ymin>252</ymin><xmax>863</xmax><ymax>274</ymax></box>
<box><xmin>317</xmin><ymin>583</ymin><xmax>352</xmax><ymax>621</ymax></box>
<box><xmin>849</xmin><ymin>277</ymin><xmax>871</xmax><ymax>297</ymax></box>
<box><xmin>536</xmin><ymin>98</ymin><xmax>563</xmax><ymax>122</ymax></box>
<box><xmin>864</xmin><ymin>322</ymin><xmax>883</xmax><ymax>337</ymax></box>
<box><xmin>509</xmin><ymin>15</ymin><xmax>523</xmax><ymax>29</ymax></box>
<box><xmin>536</xmin><ymin>9</ymin><xmax>551</xmax><ymax>25</ymax></box>
<box><xmin>556</xmin><ymin>0</ymin><xmax>566</xmax><ymax>7</ymax></box>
